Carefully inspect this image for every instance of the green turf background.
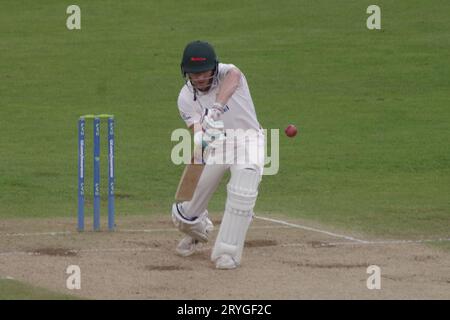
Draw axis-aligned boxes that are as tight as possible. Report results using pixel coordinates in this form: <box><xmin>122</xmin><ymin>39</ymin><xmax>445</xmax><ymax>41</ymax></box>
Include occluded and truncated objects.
<box><xmin>0</xmin><ymin>0</ymin><xmax>449</xmax><ymax>238</ymax></box>
<box><xmin>0</xmin><ymin>279</ymin><xmax>79</xmax><ymax>299</ymax></box>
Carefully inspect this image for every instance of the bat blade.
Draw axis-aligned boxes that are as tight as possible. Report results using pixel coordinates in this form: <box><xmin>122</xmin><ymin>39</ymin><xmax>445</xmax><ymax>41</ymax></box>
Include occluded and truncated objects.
<box><xmin>175</xmin><ymin>163</ymin><xmax>204</xmax><ymax>201</ymax></box>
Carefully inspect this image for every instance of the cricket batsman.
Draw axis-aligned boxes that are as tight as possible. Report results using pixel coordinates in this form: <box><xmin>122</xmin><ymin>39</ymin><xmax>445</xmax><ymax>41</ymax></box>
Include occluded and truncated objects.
<box><xmin>172</xmin><ymin>40</ymin><xmax>265</xmax><ymax>269</ymax></box>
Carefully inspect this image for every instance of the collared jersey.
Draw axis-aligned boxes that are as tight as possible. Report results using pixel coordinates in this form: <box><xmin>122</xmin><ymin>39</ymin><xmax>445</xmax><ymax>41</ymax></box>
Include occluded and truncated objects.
<box><xmin>177</xmin><ymin>63</ymin><xmax>261</xmax><ymax>131</ymax></box>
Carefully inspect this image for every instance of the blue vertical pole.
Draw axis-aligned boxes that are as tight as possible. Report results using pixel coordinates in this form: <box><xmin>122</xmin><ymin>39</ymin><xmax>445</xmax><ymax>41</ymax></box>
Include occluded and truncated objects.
<box><xmin>93</xmin><ymin>117</ymin><xmax>101</xmax><ymax>231</ymax></box>
<box><xmin>108</xmin><ymin>116</ymin><xmax>115</xmax><ymax>231</ymax></box>
<box><xmin>78</xmin><ymin>118</ymin><xmax>85</xmax><ymax>231</ymax></box>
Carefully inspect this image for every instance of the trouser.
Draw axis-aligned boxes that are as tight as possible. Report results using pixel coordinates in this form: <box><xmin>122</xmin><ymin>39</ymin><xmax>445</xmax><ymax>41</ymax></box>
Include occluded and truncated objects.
<box><xmin>180</xmin><ymin>130</ymin><xmax>265</xmax><ymax>219</ymax></box>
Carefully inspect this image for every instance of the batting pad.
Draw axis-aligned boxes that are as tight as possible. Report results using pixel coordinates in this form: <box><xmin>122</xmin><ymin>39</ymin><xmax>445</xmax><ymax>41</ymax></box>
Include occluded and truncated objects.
<box><xmin>211</xmin><ymin>166</ymin><xmax>260</xmax><ymax>265</ymax></box>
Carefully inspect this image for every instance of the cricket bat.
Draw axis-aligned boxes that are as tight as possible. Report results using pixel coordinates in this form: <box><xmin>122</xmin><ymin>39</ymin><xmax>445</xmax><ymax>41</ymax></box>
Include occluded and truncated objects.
<box><xmin>175</xmin><ymin>117</ymin><xmax>225</xmax><ymax>202</ymax></box>
<box><xmin>174</xmin><ymin>145</ymin><xmax>205</xmax><ymax>202</ymax></box>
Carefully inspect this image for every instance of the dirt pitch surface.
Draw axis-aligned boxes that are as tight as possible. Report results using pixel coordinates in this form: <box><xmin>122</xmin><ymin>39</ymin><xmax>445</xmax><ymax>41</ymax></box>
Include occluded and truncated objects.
<box><xmin>0</xmin><ymin>214</ymin><xmax>449</xmax><ymax>299</ymax></box>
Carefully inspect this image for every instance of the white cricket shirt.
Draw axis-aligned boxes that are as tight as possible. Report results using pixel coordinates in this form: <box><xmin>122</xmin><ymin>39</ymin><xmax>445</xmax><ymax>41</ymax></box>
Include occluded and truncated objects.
<box><xmin>177</xmin><ymin>63</ymin><xmax>261</xmax><ymax>131</ymax></box>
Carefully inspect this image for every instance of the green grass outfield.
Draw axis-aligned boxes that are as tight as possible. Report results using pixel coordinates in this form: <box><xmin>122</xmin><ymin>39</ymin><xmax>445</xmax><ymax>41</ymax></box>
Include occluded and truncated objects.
<box><xmin>0</xmin><ymin>279</ymin><xmax>79</xmax><ymax>300</ymax></box>
<box><xmin>0</xmin><ymin>0</ymin><xmax>449</xmax><ymax>239</ymax></box>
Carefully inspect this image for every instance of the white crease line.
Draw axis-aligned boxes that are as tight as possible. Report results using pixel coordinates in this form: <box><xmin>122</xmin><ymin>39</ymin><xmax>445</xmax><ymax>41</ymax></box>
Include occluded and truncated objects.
<box><xmin>0</xmin><ymin>251</ymin><xmax>35</xmax><ymax>257</ymax></box>
<box><xmin>120</xmin><ymin>228</ymin><xmax>177</xmax><ymax>233</ymax></box>
<box><xmin>0</xmin><ymin>247</ymin><xmax>163</xmax><ymax>257</ymax></box>
<box><xmin>2</xmin><ymin>219</ymin><xmax>446</xmax><ymax>249</ymax></box>
<box><xmin>78</xmin><ymin>247</ymin><xmax>163</xmax><ymax>253</ymax></box>
<box><xmin>254</xmin><ymin>216</ymin><xmax>368</xmax><ymax>243</ymax></box>
<box><xmin>0</xmin><ymin>225</ymin><xmax>290</xmax><ymax>237</ymax></box>
<box><xmin>0</xmin><ymin>231</ymin><xmax>72</xmax><ymax>237</ymax></box>
<box><xmin>1</xmin><ymin>238</ymin><xmax>449</xmax><ymax>257</ymax></box>
<box><xmin>121</xmin><ymin>225</ymin><xmax>290</xmax><ymax>233</ymax></box>
<box><xmin>324</xmin><ymin>238</ymin><xmax>450</xmax><ymax>247</ymax></box>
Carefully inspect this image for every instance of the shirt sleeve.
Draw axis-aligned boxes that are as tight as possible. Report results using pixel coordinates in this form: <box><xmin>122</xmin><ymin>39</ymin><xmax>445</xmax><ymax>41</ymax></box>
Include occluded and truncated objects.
<box><xmin>177</xmin><ymin>90</ymin><xmax>201</xmax><ymax>128</ymax></box>
<box><xmin>217</xmin><ymin>63</ymin><xmax>238</xmax><ymax>81</ymax></box>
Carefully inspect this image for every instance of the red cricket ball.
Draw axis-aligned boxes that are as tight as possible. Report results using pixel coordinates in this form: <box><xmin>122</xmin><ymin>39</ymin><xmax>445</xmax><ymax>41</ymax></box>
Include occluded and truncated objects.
<box><xmin>285</xmin><ymin>124</ymin><xmax>298</xmax><ymax>137</ymax></box>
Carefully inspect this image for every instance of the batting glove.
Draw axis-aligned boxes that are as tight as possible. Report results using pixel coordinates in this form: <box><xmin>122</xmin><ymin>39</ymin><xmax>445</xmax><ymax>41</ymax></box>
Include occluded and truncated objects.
<box><xmin>199</xmin><ymin>112</ymin><xmax>224</xmax><ymax>146</ymax></box>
